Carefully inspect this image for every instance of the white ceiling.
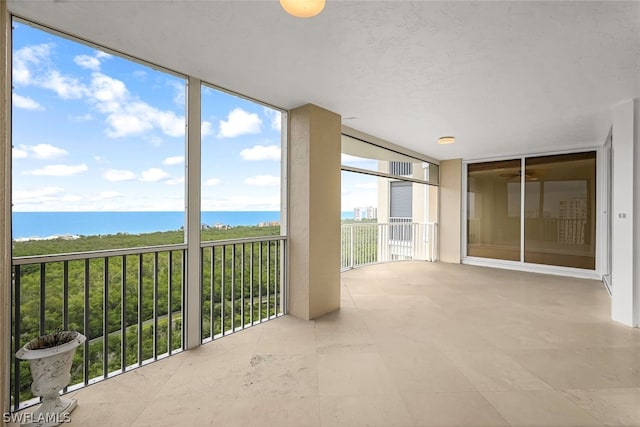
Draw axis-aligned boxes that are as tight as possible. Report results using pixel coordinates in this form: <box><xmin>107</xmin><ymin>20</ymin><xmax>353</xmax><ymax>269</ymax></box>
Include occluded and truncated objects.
<box><xmin>7</xmin><ymin>0</ymin><xmax>640</xmax><ymax>161</ymax></box>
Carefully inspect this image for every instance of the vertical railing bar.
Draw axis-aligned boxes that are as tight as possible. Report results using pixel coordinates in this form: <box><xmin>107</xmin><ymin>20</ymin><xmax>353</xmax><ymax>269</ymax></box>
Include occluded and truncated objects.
<box><xmin>199</xmin><ymin>248</ymin><xmax>204</xmax><ymax>343</ymax></box>
<box><xmin>121</xmin><ymin>255</ymin><xmax>127</xmax><ymax>374</ymax></box>
<box><xmin>274</xmin><ymin>241</ymin><xmax>278</xmax><ymax>315</ymax></box>
<box><xmin>231</xmin><ymin>244</ymin><xmax>235</xmax><ymax>332</ymax></box>
<box><xmin>168</xmin><ymin>251</ymin><xmax>173</xmax><ymax>356</ymax></box>
<box><xmin>13</xmin><ymin>266</ymin><xmax>21</xmax><ymax>411</ymax></box>
<box><xmin>221</xmin><ymin>245</ymin><xmax>226</xmax><ymax>336</ymax></box>
<box><xmin>259</xmin><ymin>242</ymin><xmax>262</xmax><ymax>322</ymax></box>
<box><xmin>39</xmin><ymin>263</ymin><xmax>45</xmax><ymax>336</ymax></box>
<box><xmin>241</xmin><ymin>243</ymin><xmax>245</xmax><ymax>328</ymax></box>
<box><xmin>103</xmin><ymin>257</ymin><xmax>109</xmax><ymax>379</ymax></box>
<box><xmin>63</xmin><ymin>260</ymin><xmax>69</xmax><ymax>331</ymax></box>
<box><xmin>83</xmin><ymin>259</ymin><xmax>90</xmax><ymax>386</ymax></box>
<box><xmin>153</xmin><ymin>252</ymin><xmax>158</xmax><ymax>360</ymax></box>
<box><xmin>214</xmin><ymin>246</ymin><xmax>216</xmax><ymax>339</ymax></box>
<box><xmin>350</xmin><ymin>226</ymin><xmax>354</xmax><ymax>269</ymax></box>
<box><xmin>250</xmin><ymin>242</ymin><xmax>254</xmax><ymax>325</ymax></box>
<box><xmin>62</xmin><ymin>260</ymin><xmax>69</xmax><ymax>393</ymax></box>
<box><xmin>281</xmin><ymin>240</ymin><xmax>286</xmax><ymax>315</ymax></box>
<box><xmin>267</xmin><ymin>241</ymin><xmax>271</xmax><ymax>319</ymax></box>
<box><xmin>137</xmin><ymin>253</ymin><xmax>143</xmax><ymax>367</ymax></box>
<box><xmin>181</xmin><ymin>249</ymin><xmax>186</xmax><ymax>350</ymax></box>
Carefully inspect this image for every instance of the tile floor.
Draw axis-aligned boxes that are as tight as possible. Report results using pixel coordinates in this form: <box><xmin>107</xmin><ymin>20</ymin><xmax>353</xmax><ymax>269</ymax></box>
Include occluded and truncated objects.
<box><xmin>23</xmin><ymin>262</ymin><xmax>640</xmax><ymax>426</ymax></box>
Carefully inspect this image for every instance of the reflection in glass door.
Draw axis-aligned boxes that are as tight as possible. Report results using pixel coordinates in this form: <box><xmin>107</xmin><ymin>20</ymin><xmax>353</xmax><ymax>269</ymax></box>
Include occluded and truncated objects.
<box><xmin>467</xmin><ymin>160</ymin><xmax>521</xmax><ymax>261</ymax></box>
<box><xmin>467</xmin><ymin>151</ymin><xmax>597</xmax><ymax>270</ymax></box>
<box><xmin>524</xmin><ymin>152</ymin><xmax>596</xmax><ymax>269</ymax></box>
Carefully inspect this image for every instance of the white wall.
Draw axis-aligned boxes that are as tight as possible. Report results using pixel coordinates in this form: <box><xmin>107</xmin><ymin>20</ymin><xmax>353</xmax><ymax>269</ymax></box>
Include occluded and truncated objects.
<box><xmin>611</xmin><ymin>99</ymin><xmax>638</xmax><ymax>327</ymax></box>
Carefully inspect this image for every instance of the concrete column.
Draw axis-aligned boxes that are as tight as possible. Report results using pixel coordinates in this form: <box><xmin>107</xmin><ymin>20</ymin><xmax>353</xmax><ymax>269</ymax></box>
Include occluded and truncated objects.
<box><xmin>1</xmin><ymin>0</ymin><xmax>10</xmax><ymax>417</ymax></box>
<box><xmin>611</xmin><ymin>99</ymin><xmax>639</xmax><ymax>327</ymax></box>
<box><xmin>184</xmin><ymin>76</ymin><xmax>201</xmax><ymax>348</ymax></box>
<box><xmin>439</xmin><ymin>159</ymin><xmax>462</xmax><ymax>263</ymax></box>
<box><xmin>288</xmin><ymin>104</ymin><xmax>341</xmax><ymax>320</ymax></box>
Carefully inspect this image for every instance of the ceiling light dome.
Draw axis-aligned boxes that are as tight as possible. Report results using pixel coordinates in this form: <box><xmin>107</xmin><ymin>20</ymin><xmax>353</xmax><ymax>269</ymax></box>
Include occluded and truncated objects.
<box><xmin>280</xmin><ymin>0</ymin><xmax>325</xmax><ymax>18</ymax></box>
<box><xmin>438</xmin><ymin>136</ymin><xmax>455</xmax><ymax>145</ymax></box>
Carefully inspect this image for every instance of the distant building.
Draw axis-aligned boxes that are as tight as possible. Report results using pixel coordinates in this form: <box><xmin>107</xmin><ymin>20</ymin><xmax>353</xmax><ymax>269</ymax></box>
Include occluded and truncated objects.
<box><xmin>257</xmin><ymin>221</ymin><xmax>280</xmax><ymax>227</ymax></box>
<box><xmin>354</xmin><ymin>206</ymin><xmax>377</xmax><ymax>221</ymax></box>
<box><xmin>558</xmin><ymin>198</ymin><xmax>587</xmax><ymax>244</ymax></box>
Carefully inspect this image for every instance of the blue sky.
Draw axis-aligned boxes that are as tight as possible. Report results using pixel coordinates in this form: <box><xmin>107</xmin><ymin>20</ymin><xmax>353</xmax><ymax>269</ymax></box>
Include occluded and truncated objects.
<box><xmin>11</xmin><ymin>21</ymin><xmax>283</xmax><ymax>212</ymax></box>
<box><xmin>11</xmin><ymin>20</ymin><xmax>379</xmax><ymax>213</ymax></box>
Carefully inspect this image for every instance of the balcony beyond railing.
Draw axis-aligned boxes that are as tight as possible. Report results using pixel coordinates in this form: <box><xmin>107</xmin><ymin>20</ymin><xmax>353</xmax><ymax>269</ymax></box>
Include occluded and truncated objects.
<box><xmin>340</xmin><ymin>222</ymin><xmax>437</xmax><ymax>271</ymax></box>
<box><xmin>10</xmin><ymin>236</ymin><xmax>286</xmax><ymax>412</ymax></box>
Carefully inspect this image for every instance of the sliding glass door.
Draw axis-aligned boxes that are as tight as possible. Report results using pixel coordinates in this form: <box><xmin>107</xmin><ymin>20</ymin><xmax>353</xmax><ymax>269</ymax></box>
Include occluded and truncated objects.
<box><xmin>467</xmin><ymin>151</ymin><xmax>596</xmax><ymax>270</ymax></box>
<box><xmin>467</xmin><ymin>160</ymin><xmax>521</xmax><ymax>261</ymax></box>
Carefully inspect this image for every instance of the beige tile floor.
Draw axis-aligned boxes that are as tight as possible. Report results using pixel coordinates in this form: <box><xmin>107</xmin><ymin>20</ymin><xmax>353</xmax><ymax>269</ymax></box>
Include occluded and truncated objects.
<box><xmin>24</xmin><ymin>262</ymin><xmax>640</xmax><ymax>426</ymax></box>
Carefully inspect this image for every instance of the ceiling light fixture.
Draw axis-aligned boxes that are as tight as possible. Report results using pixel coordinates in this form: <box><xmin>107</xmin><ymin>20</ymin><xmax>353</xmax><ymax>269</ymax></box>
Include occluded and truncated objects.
<box><xmin>438</xmin><ymin>136</ymin><xmax>455</xmax><ymax>145</ymax></box>
<box><xmin>280</xmin><ymin>0</ymin><xmax>326</xmax><ymax>18</ymax></box>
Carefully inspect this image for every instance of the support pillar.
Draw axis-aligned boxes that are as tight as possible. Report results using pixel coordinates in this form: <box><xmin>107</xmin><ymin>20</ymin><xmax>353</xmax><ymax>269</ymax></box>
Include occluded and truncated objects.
<box><xmin>1</xmin><ymin>0</ymin><xmax>11</xmax><ymax>417</ymax></box>
<box><xmin>288</xmin><ymin>104</ymin><xmax>341</xmax><ymax>320</ymax></box>
<box><xmin>439</xmin><ymin>159</ymin><xmax>462</xmax><ymax>263</ymax></box>
<box><xmin>184</xmin><ymin>76</ymin><xmax>201</xmax><ymax>348</ymax></box>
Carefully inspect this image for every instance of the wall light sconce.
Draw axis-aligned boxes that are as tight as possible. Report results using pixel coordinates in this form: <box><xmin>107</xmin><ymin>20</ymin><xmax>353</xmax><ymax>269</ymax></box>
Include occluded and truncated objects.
<box><xmin>280</xmin><ymin>0</ymin><xmax>326</xmax><ymax>18</ymax></box>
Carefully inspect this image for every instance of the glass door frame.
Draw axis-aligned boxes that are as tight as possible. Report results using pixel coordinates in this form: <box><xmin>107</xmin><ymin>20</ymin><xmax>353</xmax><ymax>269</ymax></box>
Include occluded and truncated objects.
<box><xmin>462</xmin><ymin>147</ymin><xmax>602</xmax><ymax>280</ymax></box>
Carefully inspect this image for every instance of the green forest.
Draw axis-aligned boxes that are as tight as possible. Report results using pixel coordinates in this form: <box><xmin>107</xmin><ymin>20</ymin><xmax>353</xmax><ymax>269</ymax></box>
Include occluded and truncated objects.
<box><xmin>11</xmin><ymin>225</ymin><xmax>282</xmax><ymax>408</ymax></box>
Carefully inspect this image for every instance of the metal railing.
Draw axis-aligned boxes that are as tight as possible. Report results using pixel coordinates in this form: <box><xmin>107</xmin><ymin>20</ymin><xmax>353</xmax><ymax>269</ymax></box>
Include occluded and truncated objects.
<box><xmin>10</xmin><ymin>235</ymin><xmax>286</xmax><ymax>411</ymax></box>
<box><xmin>200</xmin><ymin>236</ymin><xmax>286</xmax><ymax>342</ymax></box>
<box><xmin>340</xmin><ymin>222</ymin><xmax>437</xmax><ymax>271</ymax></box>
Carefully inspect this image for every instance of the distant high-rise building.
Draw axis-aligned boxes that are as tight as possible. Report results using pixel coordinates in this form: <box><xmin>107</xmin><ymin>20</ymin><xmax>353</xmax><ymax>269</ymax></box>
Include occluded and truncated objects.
<box><xmin>558</xmin><ymin>198</ymin><xmax>587</xmax><ymax>244</ymax></box>
<box><xmin>354</xmin><ymin>206</ymin><xmax>377</xmax><ymax>221</ymax></box>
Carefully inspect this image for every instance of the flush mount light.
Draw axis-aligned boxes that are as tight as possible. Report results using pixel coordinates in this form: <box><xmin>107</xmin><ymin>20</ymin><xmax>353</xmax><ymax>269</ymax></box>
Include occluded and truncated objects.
<box><xmin>438</xmin><ymin>136</ymin><xmax>455</xmax><ymax>145</ymax></box>
<box><xmin>280</xmin><ymin>0</ymin><xmax>326</xmax><ymax>18</ymax></box>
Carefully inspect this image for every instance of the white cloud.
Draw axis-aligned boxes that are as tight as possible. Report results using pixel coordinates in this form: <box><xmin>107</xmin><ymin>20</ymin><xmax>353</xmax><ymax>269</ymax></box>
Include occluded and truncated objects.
<box><xmin>13</xmin><ymin>144</ymin><xmax>68</xmax><ymax>160</ymax></box>
<box><xmin>95</xmin><ymin>51</ymin><xmax>112</xmax><ymax>59</ymax></box>
<box><xmin>163</xmin><ymin>156</ymin><xmax>184</xmax><ymax>166</ymax></box>
<box><xmin>218</xmin><ymin>108</ymin><xmax>262</xmax><ymax>138</ymax></box>
<box><xmin>94</xmin><ymin>191</ymin><xmax>123</xmax><ymax>200</ymax></box>
<box><xmin>140</xmin><ymin>168</ymin><xmax>169</xmax><ymax>182</ymax></box>
<box><xmin>24</xmin><ymin>164</ymin><xmax>88</xmax><ymax>176</ymax></box>
<box><xmin>69</xmin><ymin>113</ymin><xmax>93</xmax><ymax>122</ymax></box>
<box><xmin>90</xmin><ymin>73</ymin><xmax>128</xmax><ymax>108</ymax></box>
<box><xmin>240</xmin><ymin>145</ymin><xmax>281</xmax><ymax>161</ymax></box>
<box><xmin>12</xmin><ymin>44</ymin><xmax>52</xmax><ymax>86</ymax></box>
<box><xmin>41</xmin><ymin>70</ymin><xmax>87</xmax><ymax>99</ymax></box>
<box><xmin>13</xmin><ymin>186</ymin><xmax>65</xmax><ymax>204</ymax></box>
<box><xmin>169</xmin><ymin>81</ymin><xmax>185</xmax><ymax>107</ymax></box>
<box><xmin>264</xmin><ymin>107</ymin><xmax>281</xmax><ymax>131</ymax></box>
<box><xmin>244</xmin><ymin>175</ymin><xmax>280</xmax><ymax>187</ymax></box>
<box><xmin>104</xmin><ymin>169</ymin><xmax>136</xmax><ymax>182</ymax></box>
<box><xmin>105</xmin><ymin>113</ymin><xmax>153</xmax><ymax>137</ymax></box>
<box><xmin>201</xmin><ymin>121</ymin><xmax>213</xmax><ymax>138</ymax></box>
<box><xmin>132</xmin><ymin>70</ymin><xmax>147</xmax><ymax>79</ymax></box>
<box><xmin>17</xmin><ymin>144</ymin><xmax>68</xmax><ymax>159</ymax></box>
<box><xmin>74</xmin><ymin>54</ymin><xmax>101</xmax><ymax>71</ymax></box>
<box><xmin>12</xmin><ymin>93</ymin><xmax>44</xmax><ymax>110</ymax></box>
<box><xmin>12</xmin><ymin>148</ymin><xmax>28</xmax><ymax>159</ymax></box>
<box><xmin>165</xmin><ymin>177</ymin><xmax>185</xmax><ymax>185</ymax></box>
<box><xmin>201</xmin><ymin>195</ymin><xmax>280</xmax><ymax>211</ymax></box>
<box><xmin>204</xmin><ymin>178</ymin><xmax>221</xmax><ymax>186</ymax></box>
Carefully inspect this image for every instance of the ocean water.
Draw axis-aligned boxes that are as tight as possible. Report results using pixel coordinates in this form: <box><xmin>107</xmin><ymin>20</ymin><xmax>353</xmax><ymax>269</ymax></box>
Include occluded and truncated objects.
<box><xmin>13</xmin><ymin>211</ymin><xmax>355</xmax><ymax>239</ymax></box>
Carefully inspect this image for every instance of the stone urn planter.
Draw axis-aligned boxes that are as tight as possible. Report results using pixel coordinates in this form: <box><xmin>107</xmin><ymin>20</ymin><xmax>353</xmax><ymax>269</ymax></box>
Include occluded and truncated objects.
<box><xmin>16</xmin><ymin>331</ymin><xmax>86</xmax><ymax>426</ymax></box>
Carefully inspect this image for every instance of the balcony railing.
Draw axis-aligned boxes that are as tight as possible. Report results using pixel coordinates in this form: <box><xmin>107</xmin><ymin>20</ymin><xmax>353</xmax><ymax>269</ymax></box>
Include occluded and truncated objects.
<box><xmin>340</xmin><ymin>222</ymin><xmax>437</xmax><ymax>271</ymax></box>
<box><xmin>10</xmin><ymin>236</ymin><xmax>286</xmax><ymax>412</ymax></box>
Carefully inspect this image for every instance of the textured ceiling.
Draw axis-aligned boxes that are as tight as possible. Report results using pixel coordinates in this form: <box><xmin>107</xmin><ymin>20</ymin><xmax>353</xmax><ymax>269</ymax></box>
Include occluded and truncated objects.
<box><xmin>7</xmin><ymin>1</ymin><xmax>640</xmax><ymax>161</ymax></box>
